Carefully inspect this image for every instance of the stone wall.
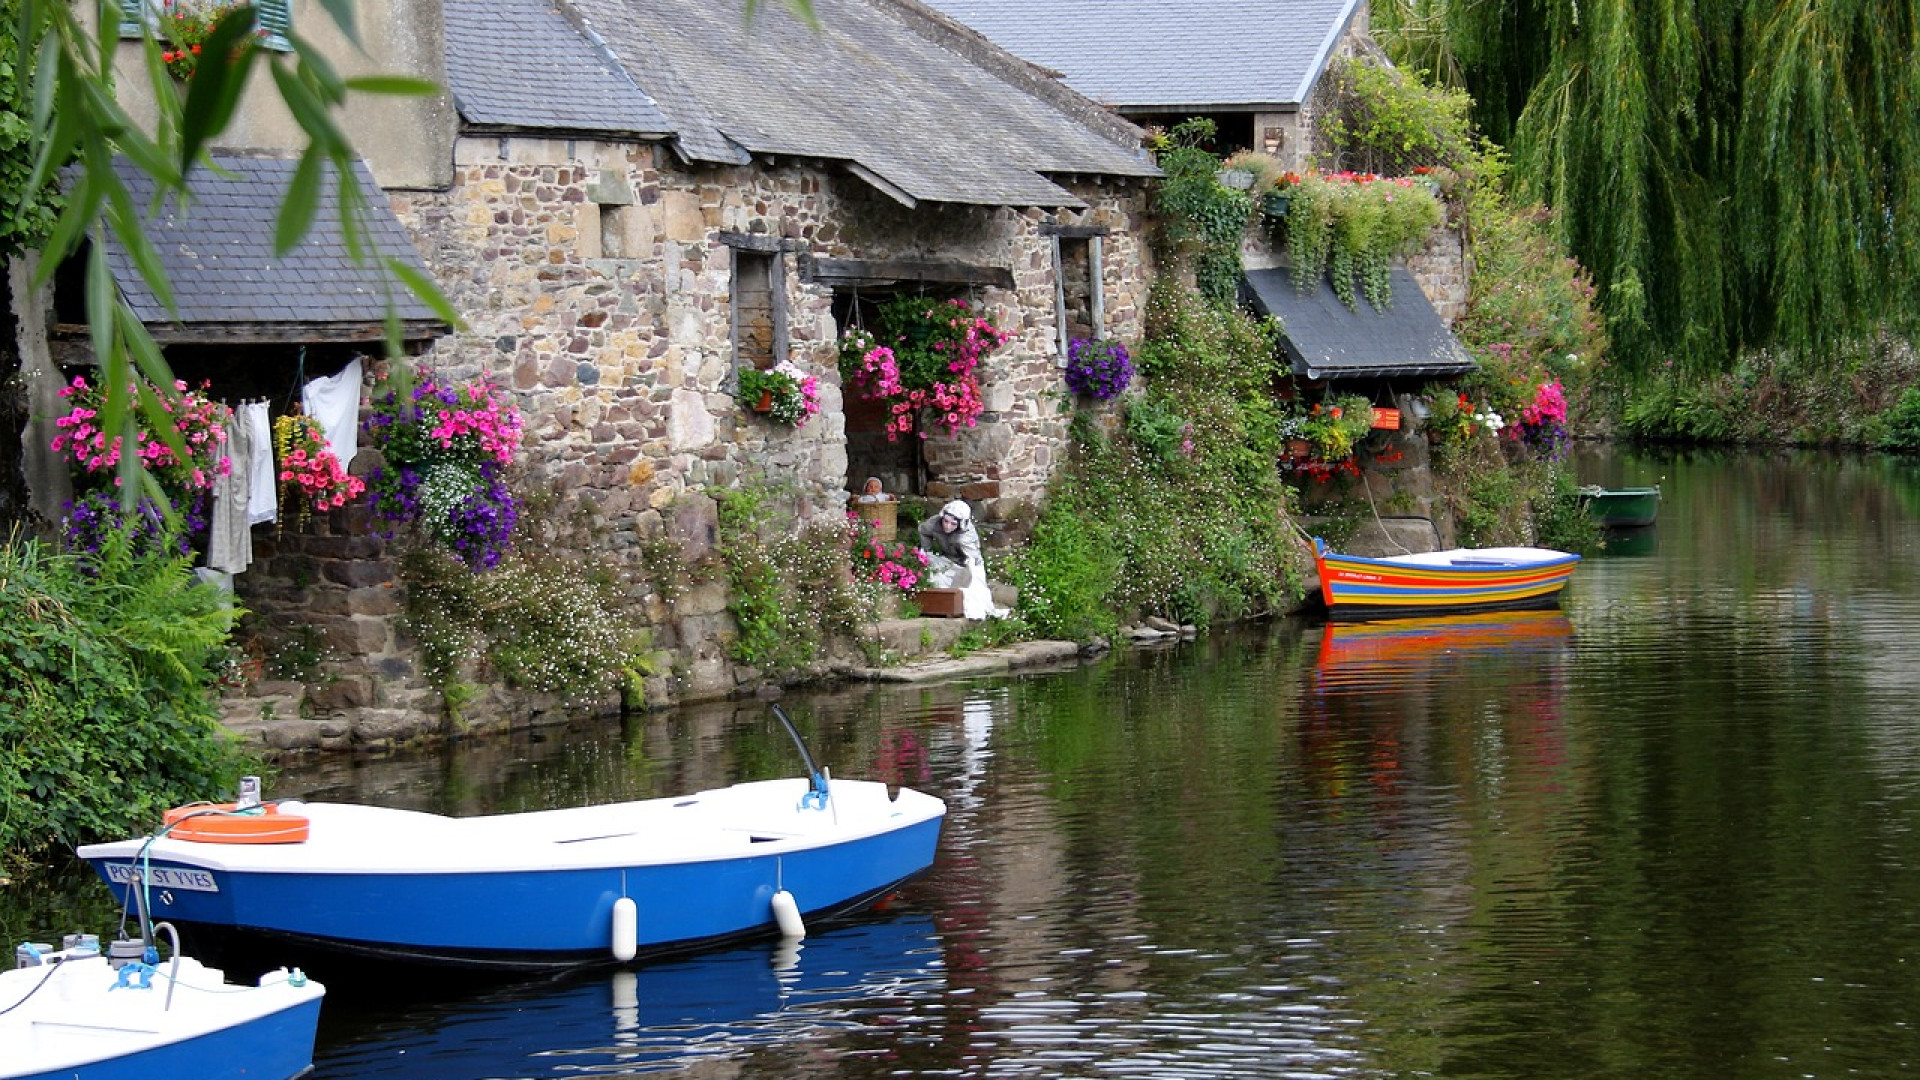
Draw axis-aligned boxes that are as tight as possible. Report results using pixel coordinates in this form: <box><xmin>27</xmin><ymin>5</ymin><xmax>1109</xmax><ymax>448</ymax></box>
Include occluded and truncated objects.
<box><xmin>361</xmin><ymin>137</ymin><xmax>1154</xmax><ymax>713</ymax></box>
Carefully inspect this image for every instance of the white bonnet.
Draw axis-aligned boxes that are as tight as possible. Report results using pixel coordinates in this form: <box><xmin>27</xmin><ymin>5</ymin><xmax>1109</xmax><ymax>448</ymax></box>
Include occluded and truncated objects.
<box><xmin>941</xmin><ymin>500</ymin><xmax>973</xmax><ymax>524</ymax></box>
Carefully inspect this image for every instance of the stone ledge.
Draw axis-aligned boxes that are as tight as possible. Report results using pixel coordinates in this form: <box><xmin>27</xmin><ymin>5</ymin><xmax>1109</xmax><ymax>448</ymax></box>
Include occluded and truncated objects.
<box><xmin>837</xmin><ymin>638</ymin><xmax>1082</xmax><ymax>684</ymax></box>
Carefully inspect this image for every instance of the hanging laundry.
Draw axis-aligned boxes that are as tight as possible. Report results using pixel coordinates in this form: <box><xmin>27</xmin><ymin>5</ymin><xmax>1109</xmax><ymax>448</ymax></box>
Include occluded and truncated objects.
<box><xmin>206</xmin><ymin>404</ymin><xmax>252</xmax><ymax>574</ymax></box>
<box><xmin>242</xmin><ymin>400</ymin><xmax>277</xmax><ymax>526</ymax></box>
<box><xmin>301</xmin><ymin>357</ymin><xmax>363</xmax><ymax>469</ymax></box>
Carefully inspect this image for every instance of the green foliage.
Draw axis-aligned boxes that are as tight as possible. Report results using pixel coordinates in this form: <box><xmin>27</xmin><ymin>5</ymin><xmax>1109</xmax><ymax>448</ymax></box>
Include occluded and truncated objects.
<box><xmin>714</xmin><ymin>485</ymin><xmax>870</xmax><ymax>676</ymax></box>
<box><xmin>1267</xmin><ymin>172</ymin><xmax>1443</xmax><ymax>309</ymax></box>
<box><xmin>398</xmin><ymin>491</ymin><xmax>641</xmax><ymax>710</ymax></box>
<box><xmin>1373</xmin><ymin>0</ymin><xmax>1920</xmax><ymax>376</ymax></box>
<box><xmin>1124</xmin><ymin>392</ymin><xmax>1188</xmax><ymax>465</ymax></box>
<box><xmin>1437</xmin><ymin>442</ymin><xmax>1526</xmax><ymax>548</ymax></box>
<box><xmin>1002</xmin><ymin>481</ymin><xmax>1122</xmax><ymax>641</ymax></box>
<box><xmin>1297</xmin><ymin>395</ymin><xmax>1376</xmax><ymax>461</ymax></box>
<box><xmin>1152</xmin><ymin>119</ymin><xmax>1256</xmax><ymax>306</ymax></box>
<box><xmin>1877</xmin><ymin>388</ymin><xmax>1920</xmax><ymax>454</ymax></box>
<box><xmin>1319</xmin><ymin>57</ymin><xmax>1477</xmax><ymax>176</ymax></box>
<box><xmin>0</xmin><ymin>531</ymin><xmax>250</xmax><ymax>869</ymax></box>
<box><xmin>0</xmin><ymin>2</ymin><xmax>61</xmax><ymax>259</ymax></box>
<box><xmin>1450</xmin><ymin>148</ymin><xmax>1607</xmax><ymax>388</ymax></box>
<box><xmin>1531</xmin><ymin>463</ymin><xmax>1605</xmax><ymax>554</ymax></box>
<box><xmin>1009</xmin><ymin>285</ymin><xmax>1302</xmax><ymax>632</ymax></box>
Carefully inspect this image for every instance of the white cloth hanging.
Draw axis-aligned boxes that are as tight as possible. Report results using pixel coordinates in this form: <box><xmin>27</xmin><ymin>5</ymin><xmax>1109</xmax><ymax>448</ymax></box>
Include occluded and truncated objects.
<box><xmin>242</xmin><ymin>401</ymin><xmax>277</xmax><ymax>526</ymax></box>
<box><xmin>205</xmin><ymin>406</ymin><xmax>252</xmax><ymax>574</ymax></box>
<box><xmin>301</xmin><ymin>357</ymin><xmax>363</xmax><ymax>469</ymax></box>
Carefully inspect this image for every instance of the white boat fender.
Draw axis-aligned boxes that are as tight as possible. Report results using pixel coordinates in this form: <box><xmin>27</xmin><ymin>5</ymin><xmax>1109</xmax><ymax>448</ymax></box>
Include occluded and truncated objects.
<box><xmin>610</xmin><ymin>896</ymin><xmax>638</xmax><ymax>962</ymax></box>
<box><xmin>771</xmin><ymin>889</ymin><xmax>806</xmax><ymax>940</ymax></box>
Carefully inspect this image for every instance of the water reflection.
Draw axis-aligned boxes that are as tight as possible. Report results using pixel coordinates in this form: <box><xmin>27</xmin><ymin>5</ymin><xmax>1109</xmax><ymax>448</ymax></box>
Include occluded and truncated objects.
<box><xmin>314</xmin><ymin>915</ymin><xmax>947</xmax><ymax>1078</ymax></box>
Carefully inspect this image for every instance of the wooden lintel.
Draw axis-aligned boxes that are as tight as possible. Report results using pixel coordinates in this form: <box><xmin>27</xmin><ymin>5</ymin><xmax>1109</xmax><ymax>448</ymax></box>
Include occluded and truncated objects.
<box><xmin>802</xmin><ymin>255</ymin><xmax>1014</xmax><ymax>290</ymax></box>
<box><xmin>1038</xmin><ymin>224</ymin><xmax>1111</xmax><ymax>239</ymax></box>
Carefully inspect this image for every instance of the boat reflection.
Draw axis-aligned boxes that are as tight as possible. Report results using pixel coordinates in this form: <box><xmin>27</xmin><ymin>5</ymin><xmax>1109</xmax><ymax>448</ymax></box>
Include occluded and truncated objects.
<box><xmin>313</xmin><ymin>914</ymin><xmax>944</xmax><ymax>1079</ymax></box>
<box><xmin>1314</xmin><ymin>609</ymin><xmax>1575</xmax><ymax>693</ymax></box>
<box><xmin>1598</xmin><ymin>524</ymin><xmax>1658</xmax><ymax>557</ymax></box>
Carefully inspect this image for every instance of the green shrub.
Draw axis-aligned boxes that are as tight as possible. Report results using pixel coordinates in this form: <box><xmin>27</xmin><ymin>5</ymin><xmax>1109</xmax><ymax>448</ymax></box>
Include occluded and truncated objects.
<box><xmin>1152</xmin><ymin>119</ymin><xmax>1255</xmax><ymax>306</ymax></box>
<box><xmin>715</xmin><ymin>485</ymin><xmax>870</xmax><ymax>677</ymax></box>
<box><xmin>0</xmin><ymin>531</ymin><xmax>250</xmax><ymax>870</ymax></box>
<box><xmin>399</xmin><ymin>490</ymin><xmax>642</xmax><ymax>710</ymax></box>
<box><xmin>1009</xmin><ymin>284</ymin><xmax>1303</xmax><ymax>632</ymax></box>
<box><xmin>1876</xmin><ymin>387</ymin><xmax>1920</xmax><ymax>453</ymax></box>
<box><xmin>1530</xmin><ymin>462</ymin><xmax>1605</xmax><ymax>554</ymax></box>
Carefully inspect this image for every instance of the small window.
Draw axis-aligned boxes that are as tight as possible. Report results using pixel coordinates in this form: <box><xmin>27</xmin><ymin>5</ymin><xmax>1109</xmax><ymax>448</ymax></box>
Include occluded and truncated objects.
<box><xmin>118</xmin><ymin>0</ymin><xmax>293</xmax><ymax>53</ymax></box>
<box><xmin>731</xmin><ymin>249</ymin><xmax>786</xmax><ymax>374</ymax></box>
<box><xmin>1052</xmin><ymin>234</ymin><xmax>1104</xmax><ymax>359</ymax></box>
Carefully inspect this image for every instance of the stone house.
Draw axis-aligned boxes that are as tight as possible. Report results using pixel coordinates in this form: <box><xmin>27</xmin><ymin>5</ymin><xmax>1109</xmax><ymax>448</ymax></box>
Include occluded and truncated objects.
<box><xmin>9</xmin><ymin>0</ymin><xmax>1161</xmax><ymax>739</ymax></box>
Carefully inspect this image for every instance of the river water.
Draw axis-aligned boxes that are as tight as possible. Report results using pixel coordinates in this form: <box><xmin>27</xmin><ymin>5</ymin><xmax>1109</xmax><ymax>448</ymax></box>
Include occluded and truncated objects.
<box><xmin>14</xmin><ymin>445</ymin><xmax>1920</xmax><ymax>1079</ymax></box>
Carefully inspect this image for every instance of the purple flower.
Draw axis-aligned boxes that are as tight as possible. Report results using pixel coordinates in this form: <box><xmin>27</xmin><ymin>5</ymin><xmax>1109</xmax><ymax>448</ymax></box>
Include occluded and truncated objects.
<box><xmin>1064</xmin><ymin>338</ymin><xmax>1134</xmax><ymax>401</ymax></box>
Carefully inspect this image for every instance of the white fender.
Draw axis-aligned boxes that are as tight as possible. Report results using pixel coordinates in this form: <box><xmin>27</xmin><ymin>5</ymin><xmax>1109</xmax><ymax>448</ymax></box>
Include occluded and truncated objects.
<box><xmin>610</xmin><ymin>896</ymin><xmax>638</xmax><ymax>962</ymax></box>
<box><xmin>771</xmin><ymin>889</ymin><xmax>806</xmax><ymax>940</ymax></box>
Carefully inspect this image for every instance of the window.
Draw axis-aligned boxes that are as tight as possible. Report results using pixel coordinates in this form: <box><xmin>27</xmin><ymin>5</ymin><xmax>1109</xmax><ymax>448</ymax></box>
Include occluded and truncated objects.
<box><xmin>729</xmin><ymin>248</ymin><xmax>786</xmax><ymax>374</ymax></box>
<box><xmin>1046</xmin><ymin>227</ymin><xmax>1106</xmax><ymax>360</ymax></box>
<box><xmin>119</xmin><ymin>0</ymin><xmax>293</xmax><ymax>52</ymax></box>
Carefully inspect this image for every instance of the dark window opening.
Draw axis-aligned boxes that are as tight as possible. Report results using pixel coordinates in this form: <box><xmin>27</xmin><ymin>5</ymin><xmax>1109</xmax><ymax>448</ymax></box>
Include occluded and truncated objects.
<box><xmin>831</xmin><ymin>287</ymin><xmax>968</xmax><ymax>499</ymax></box>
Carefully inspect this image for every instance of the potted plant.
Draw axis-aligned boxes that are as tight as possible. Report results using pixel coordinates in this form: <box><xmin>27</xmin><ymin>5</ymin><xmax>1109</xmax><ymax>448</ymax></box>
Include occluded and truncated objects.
<box><xmin>1063</xmin><ymin>337</ymin><xmax>1134</xmax><ymax>401</ymax></box>
<box><xmin>839</xmin><ymin>296</ymin><xmax>1010</xmax><ymax>441</ymax></box>
<box><xmin>1298</xmin><ymin>395</ymin><xmax>1376</xmax><ymax>462</ymax></box>
<box><xmin>156</xmin><ymin>0</ymin><xmax>256</xmax><ymax>81</ymax></box>
<box><xmin>1264</xmin><ymin>171</ymin><xmax>1443</xmax><ymax>310</ymax></box>
<box><xmin>362</xmin><ymin>369</ymin><xmax>524</xmax><ymax>569</ymax></box>
<box><xmin>737</xmin><ymin>361</ymin><xmax>821</xmax><ymax>427</ymax></box>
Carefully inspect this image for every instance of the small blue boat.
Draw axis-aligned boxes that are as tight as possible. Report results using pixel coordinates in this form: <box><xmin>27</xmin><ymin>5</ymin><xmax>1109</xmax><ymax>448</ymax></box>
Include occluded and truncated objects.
<box><xmin>77</xmin><ymin>775</ymin><xmax>945</xmax><ymax>972</ymax></box>
<box><xmin>0</xmin><ymin>938</ymin><xmax>323</xmax><ymax>1080</ymax></box>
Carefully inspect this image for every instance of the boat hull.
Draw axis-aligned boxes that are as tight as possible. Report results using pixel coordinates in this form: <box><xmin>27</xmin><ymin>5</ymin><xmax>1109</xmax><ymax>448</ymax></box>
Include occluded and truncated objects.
<box><xmin>1582</xmin><ymin>486</ymin><xmax>1660</xmax><ymax>528</ymax></box>
<box><xmin>1</xmin><ymin>953</ymin><xmax>323</xmax><ymax>1080</ymax></box>
<box><xmin>1313</xmin><ymin>539</ymin><xmax>1581</xmax><ymax>621</ymax></box>
<box><xmin>78</xmin><ymin>778</ymin><xmax>945</xmax><ymax>971</ymax></box>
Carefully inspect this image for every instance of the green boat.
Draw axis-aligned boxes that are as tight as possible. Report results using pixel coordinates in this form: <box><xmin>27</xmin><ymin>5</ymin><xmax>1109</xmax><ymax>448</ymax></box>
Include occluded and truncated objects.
<box><xmin>1581</xmin><ymin>485</ymin><xmax>1660</xmax><ymax>528</ymax></box>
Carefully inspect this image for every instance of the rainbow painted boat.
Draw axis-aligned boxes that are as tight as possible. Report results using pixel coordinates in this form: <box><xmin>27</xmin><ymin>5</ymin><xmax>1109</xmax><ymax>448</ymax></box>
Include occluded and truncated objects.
<box><xmin>1312</xmin><ymin>537</ymin><xmax>1580</xmax><ymax>620</ymax></box>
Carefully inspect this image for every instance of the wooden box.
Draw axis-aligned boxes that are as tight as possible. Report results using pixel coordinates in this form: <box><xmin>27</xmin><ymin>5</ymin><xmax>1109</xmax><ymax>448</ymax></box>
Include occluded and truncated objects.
<box><xmin>916</xmin><ymin>588</ymin><xmax>966</xmax><ymax>618</ymax></box>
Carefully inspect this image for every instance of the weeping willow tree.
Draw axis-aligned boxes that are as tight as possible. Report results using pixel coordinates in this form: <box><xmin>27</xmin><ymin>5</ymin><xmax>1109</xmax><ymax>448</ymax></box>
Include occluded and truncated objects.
<box><xmin>1373</xmin><ymin>0</ymin><xmax>1920</xmax><ymax>376</ymax></box>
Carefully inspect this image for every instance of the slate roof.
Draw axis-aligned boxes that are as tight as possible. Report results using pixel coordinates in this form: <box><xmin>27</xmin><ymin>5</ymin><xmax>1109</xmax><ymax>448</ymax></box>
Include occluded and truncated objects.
<box><xmin>444</xmin><ymin>0</ymin><xmax>1158</xmax><ymax>207</ymax></box>
<box><xmin>100</xmin><ymin>155</ymin><xmax>446</xmax><ymax>339</ymax></box>
<box><xmin>444</xmin><ymin>0</ymin><xmax>675</xmax><ymax>139</ymax></box>
<box><xmin>1244</xmin><ymin>266</ymin><xmax>1475</xmax><ymax>379</ymax></box>
<box><xmin>917</xmin><ymin>0</ymin><xmax>1364</xmax><ymax>112</ymax></box>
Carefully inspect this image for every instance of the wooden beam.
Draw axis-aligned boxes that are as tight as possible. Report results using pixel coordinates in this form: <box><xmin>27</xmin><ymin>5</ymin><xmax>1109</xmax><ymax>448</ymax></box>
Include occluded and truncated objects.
<box><xmin>801</xmin><ymin>255</ymin><xmax>1014</xmax><ymax>289</ymax></box>
<box><xmin>1038</xmin><ymin>223</ymin><xmax>1111</xmax><ymax>238</ymax></box>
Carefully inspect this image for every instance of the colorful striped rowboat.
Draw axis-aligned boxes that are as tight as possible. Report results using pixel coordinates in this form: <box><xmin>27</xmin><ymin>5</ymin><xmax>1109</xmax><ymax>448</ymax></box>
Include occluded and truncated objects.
<box><xmin>1312</xmin><ymin>537</ymin><xmax>1581</xmax><ymax>620</ymax></box>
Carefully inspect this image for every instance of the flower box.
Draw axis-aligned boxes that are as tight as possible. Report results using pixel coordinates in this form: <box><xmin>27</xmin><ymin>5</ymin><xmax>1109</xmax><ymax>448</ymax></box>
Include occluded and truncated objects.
<box><xmin>916</xmin><ymin>587</ymin><xmax>966</xmax><ymax>618</ymax></box>
<box><xmin>1371</xmin><ymin>407</ymin><xmax>1401</xmax><ymax>431</ymax></box>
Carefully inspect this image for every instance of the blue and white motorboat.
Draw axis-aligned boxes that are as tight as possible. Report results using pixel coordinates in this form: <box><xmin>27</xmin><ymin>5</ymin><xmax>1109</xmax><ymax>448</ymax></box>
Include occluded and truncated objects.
<box><xmin>1</xmin><ymin>935</ymin><xmax>324</xmax><ymax>1080</ymax></box>
<box><xmin>77</xmin><ymin>771</ymin><xmax>946</xmax><ymax>972</ymax></box>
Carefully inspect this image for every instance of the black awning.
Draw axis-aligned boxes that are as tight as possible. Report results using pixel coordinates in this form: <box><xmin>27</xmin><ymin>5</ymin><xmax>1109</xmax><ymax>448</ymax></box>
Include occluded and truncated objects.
<box><xmin>1243</xmin><ymin>266</ymin><xmax>1475</xmax><ymax>380</ymax></box>
<box><xmin>93</xmin><ymin>155</ymin><xmax>449</xmax><ymax>346</ymax></box>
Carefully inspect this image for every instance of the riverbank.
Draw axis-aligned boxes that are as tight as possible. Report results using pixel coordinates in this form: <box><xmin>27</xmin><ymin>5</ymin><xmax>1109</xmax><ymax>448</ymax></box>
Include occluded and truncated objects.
<box><xmin>217</xmin><ymin>619</ymin><xmax>1102</xmax><ymax>760</ymax></box>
